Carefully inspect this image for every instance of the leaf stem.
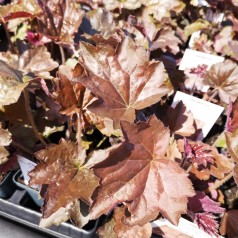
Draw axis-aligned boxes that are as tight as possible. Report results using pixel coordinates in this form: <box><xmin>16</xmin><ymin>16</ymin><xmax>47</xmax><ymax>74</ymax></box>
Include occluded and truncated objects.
<box><xmin>59</xmin><ymin>45</ymin><xmax>66</xmax><ymax>64</ymax></box>
<box><xmin>76</xmin><ymin>111</ymin><xmax>82</xmax><ymax>146</ymax></box>
<box><xmin>23</xmin><ymin>88</ymin><xmax>47</xmax><ymax>147</ymax></box>
<box><xmin>204</xmin><ymin>171</ymin><xmax>233</xmax><ymax>193</ymax></box>
<box><xmin>208</xmin><ymin>89</ymin><xmax>218</xmax><ymax>102</ymax></box>
<box><xmin>12</xmin><ymin>140</ymin><xmax>34</xmax><ymax>156</ymax></box>
<box><xmin>96</xmin><ymin>136</ymin><xmax>107</xmax><ymax>149</ymax></box>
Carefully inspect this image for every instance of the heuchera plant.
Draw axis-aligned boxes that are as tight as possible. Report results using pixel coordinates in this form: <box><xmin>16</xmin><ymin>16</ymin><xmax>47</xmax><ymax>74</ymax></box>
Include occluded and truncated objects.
<box><xmin>1</xmin><ymin>0</ymin><xmax>238</xmax><ymax>237</ymax></box>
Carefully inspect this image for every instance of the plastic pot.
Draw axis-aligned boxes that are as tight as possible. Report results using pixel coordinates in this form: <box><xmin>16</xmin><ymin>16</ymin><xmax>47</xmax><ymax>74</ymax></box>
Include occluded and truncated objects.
<box><xmin>13</xmin><ymin>169</ymin><xmax>43</xmax><ymax>207</ymax></box>
<box><xmin>0</xmin><ymin>171</ymin><xmax>17</xmax><ymax>199</ymax></box>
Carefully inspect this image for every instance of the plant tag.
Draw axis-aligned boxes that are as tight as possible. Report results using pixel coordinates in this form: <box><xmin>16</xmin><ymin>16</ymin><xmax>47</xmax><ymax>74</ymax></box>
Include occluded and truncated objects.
<box><xmin>172</xmin><ymin>91</ymin><xmax>224</xmax><ymax>140</ymax></box>
<box><xmin>179</xmin><ymin>49</ymin><xmax>224</xmax><ymax>70</ymax></box>
<box><xmin>152</xmin><ymin>218</ymin><xmax>224</xmax><ymax>238</ymax></box>
<box><xmin>17</xmin><ymin>155</ymin><xmax>37</xmax><ymax>185</ymax></box>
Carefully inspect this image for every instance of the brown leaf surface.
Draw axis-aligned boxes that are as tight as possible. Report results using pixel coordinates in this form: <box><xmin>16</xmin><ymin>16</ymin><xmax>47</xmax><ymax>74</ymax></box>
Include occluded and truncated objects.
<box><xmin>90</xmin><ymin>116</ymin><xmax>195</xmax><ymax>225</ymax></box>
<box><xmin>77</xmin><ymin>37</ymin><xmax>173</xmax><ymax>125</ymax></box>
<box><xmin>0</xmin><ymin>60</ymin><xmax>27</xmax><ymax>107</ymax></box>
<box><xmin>29</xmin><ymin>140</ymin><xmax>100</xmax><ymax>218</ymax></box>
<box><xmin>0</xmin><ymin>0</ymin><xmax>42</xmax><ymax>21</ymax></box>
<box><xmin>39</xmin><ymin>199</ymin><xmax>88</xmax><ymax>228</ymax></box>
<box><xmin>220</xmin><ymin>210</ymin><xmax>238</xmax><ymax>238</ymax></box>
<box><xmin>86</xmin><ymin>8</ymin><xmax>116</xmax><ymax>38</ymax></box>
<box><xmin>98</xmin><ymin>206</ymin><xmax>152</xmax><ymax>238</ymax></box>
<box><xmin>114</xmin><ymin>206</ymin><xmax>152</xmax><ymax>238</ymax></box>
<box><xmin>167</xmin><ymin>101</ymin><xmax>196</xmax><ymax>137</ymax></box>
<box><xmin>36</xmin><ymin>0</ymin><xmax>84</xmax><ymax>44</ymax></box>
<box><xmin>204</xmin><ymin>61</ymin><xmax>238</xmax><ymax>103</ymax></box>
<box><xmin>18</xmin><ymin>46</ymin><xmax>59</xmax><ymax>78</ymax></box>
<box><xmin>102</xmin><ymin>0</ymin><xmax>141</xmax><ymax>10</ymax></box>
<box><xmin>225</xmin><ymin>129</ymin><xmax>238</xmax><ymax>185</ymax></box>
<box><xmin>142</xmin><ymin>0</ymin><xmax>185</xmax><ymax>22</ymax></box>
<box><xmin>150</xmin><ymin>27</ymin><xmax>181</xmax><ymax>54</ymax></box>
<box><xmin>97</xmin><ymin>218</ymin><xmax>117</xmax><ymax>238</ymax></box>
<box><xmin>0</xmin><ymin>125</ymin><xmax>12</xmax><ymax>165</ymax></box>
<box><xmin>54</xmin><ymin>65</ymin><xmax>85</xmax><ymax>115</ymax></box>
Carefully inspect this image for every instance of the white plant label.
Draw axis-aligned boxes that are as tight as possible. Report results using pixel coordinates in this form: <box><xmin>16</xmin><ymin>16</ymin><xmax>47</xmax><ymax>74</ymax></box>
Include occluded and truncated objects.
<box><xmin>152</xmin><ymin>218</ymin><xmax>224</xmax><ymax>238</ymax></box>
<box><xmin>172</xmin><ymin>91</ymin><xmax>224</xmax><ymax>140</ymax></box>
<box><xmin>179</xmin><ymin>49</ymin><xmax>224</xmax><ymax>70</ymax></box>
<box><xmin>17</xmin><ymin>155</ymin><xmax>37</xmax><ymax>185</ymax></box>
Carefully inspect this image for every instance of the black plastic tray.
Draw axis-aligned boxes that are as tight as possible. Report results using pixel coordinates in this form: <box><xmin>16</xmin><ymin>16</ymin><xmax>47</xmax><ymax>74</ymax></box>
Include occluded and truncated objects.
<box><xmin>0</xmin><ymin>189</ymin><xmax>98</xmax><ymax>238</ymax></box>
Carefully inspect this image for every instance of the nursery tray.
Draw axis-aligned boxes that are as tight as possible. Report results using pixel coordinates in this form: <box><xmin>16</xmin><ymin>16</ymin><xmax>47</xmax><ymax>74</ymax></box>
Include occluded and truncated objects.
<box><xmin>0</xmin><ymin>190</ymin><xmax>98</xmax><ymax>238</ymax></box>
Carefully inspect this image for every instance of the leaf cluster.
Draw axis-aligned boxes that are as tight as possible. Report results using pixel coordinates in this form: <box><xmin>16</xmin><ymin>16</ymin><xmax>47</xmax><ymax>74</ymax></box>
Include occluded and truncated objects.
<box><xmin>1</xmin><ymin>0</ymin><xmax>238</xmax><ymax>237</ymax></box>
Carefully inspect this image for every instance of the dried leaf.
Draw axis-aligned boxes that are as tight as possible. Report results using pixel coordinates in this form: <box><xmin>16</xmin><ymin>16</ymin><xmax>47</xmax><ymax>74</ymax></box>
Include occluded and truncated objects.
<box><xmin>0</xmin><ymin>0</ymin><xmax>42</xmax><ymax>21</ymax></box>
<box><xmin>18</xmin><ymin>46</ymin><xmax>59</xmax><ymax>78</ymax></box>
<box><xmin>83</xmin><ymin>110</ymin><xmax>122</xmax><ymax>137</ymax></box>
<box><xmin>90</xmin><ymin>116</ymin><xmax>195</xmax><ymax>225</ymax></box>
<box><xmin>220</xmin><ymin>210</ymin><xmax>238</xmax><ymax>237</ymax></box>
<box><xmin>165</xmin><ymin>137</ymin><xmax>182</xmax><ymax>161</ymax></box>
<box><xmin>142</xmin><ymin>0</ymin><xmax>185</xmax><ymax>22</ymax></box>
<box><xmin>214</xmin><ymin>26</ymin><xmax>234</xmax><ymax>56</ymax></box>
<box><xmin>54</xmin><ymin>65</ymin><xmax>84</xmax><ymax>115</ymax></box>
<box><xmin>0</xmin><ymin>60</ymin><xmax>27</xmax><ymax>107</ymax></box>
<box><xmin>114</xmin><ymin>206</ymin><xmax>152</xmax><ymax>238</ymax></box>
<box><xmin>204</xmin><ymin>61</ymin><xmax>238</xmax><ymax>104</ymax></box>
<box><xmin>86</xmin><ymin>8</ymin><xmax>115</xmax><ymax>38</ymax></box>
<box><xmin>0</xmin><ymin>155</ymin><xmax>18</xmax><ymax>180</ymax></box>
<box><xmin>184</xmin><ymin>20</ymin><xmax>211</xmax><ymax>38</ymax></box>
<box><xmin>29</xmin><ymin>140</ymin><xmax>101</xmax><ymax>218</ymax></box>
<box><xmin>0</xmin><ymin>125</ymin><xmax>11</xmax><ymax>165</ymax></box>
<box><xmin>97</xmin><ymin>218</ymin><xmax>117</xmax><ymax>238</ymax></box>
<box><xmin>98</xmin><ymin>206</ymin><xmax>152</xmax><ymax>238</ymax></box>
<box><xmin>150</xmin><ymin>27</ymin><xmax>181</xmax><ymax>54</ymax></box>
<box><xmin>102</xmin><ymin>0</ymin><xmax>141</xmax><ymax>10</ymax></box>
<box><xmin>77</xmin><ymin>37</ymin><xmax>173</xmax><ymax>126</ymax></box>
<box><xmin>225</xmin><ymin>129</ymin><xmax>238</xmax><ymax>185</ymax></box>
<box><xmin>36</xmin><ymin>0</ymin><xmax>84</xmax><ymax>44</ymax></box>
<box><xmin>229</xmin><ymin>98</ymin><xmax>238</xmax><ymax>132</ymax></box>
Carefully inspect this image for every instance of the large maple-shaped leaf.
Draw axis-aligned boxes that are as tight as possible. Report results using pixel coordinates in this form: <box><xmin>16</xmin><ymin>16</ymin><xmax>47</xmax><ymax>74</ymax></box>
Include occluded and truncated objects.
<box><xmin>204</xmin><ymin>61</ymin><xmax>238</xmax><ymax>104</ymax></box>
<box><xmin>77</xmin><ymin>37</ymin><xmax>173</xmax><ymax>125</ymax></box>
<box><xmin>98</xmin><ymin>206</ymin><xmax>152</xmax><ymax>238</ymax></box>
<box><xmin>90</xmin><ymin>116</ymin><xmax>195</xmax><ymax>225</ymax></box>
<box><xmin>29</xmin><ymin>140</ymin><xmax>104</xmax><ymax>218</ymax></box>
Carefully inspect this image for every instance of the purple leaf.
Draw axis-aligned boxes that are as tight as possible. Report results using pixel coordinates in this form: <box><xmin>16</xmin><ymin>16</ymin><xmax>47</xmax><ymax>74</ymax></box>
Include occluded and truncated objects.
<box><xmin>188</xmin><ymin>191</ymin><xmax>225</xmax><ymax>214</ymax></box>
